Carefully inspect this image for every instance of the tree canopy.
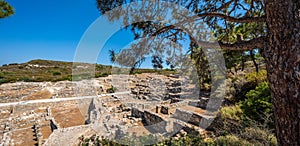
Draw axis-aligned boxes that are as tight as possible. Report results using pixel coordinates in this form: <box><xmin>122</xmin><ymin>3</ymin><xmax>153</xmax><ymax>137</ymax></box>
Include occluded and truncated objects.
<box><xmin>0</xmin><ymin>0</ymin><xmax>14</xmax><ymax>18</ymax></box>
<box><xmin>96</xmin><ymin>0</ymin><xmax>300</xmax><ymax>145</ymax></box>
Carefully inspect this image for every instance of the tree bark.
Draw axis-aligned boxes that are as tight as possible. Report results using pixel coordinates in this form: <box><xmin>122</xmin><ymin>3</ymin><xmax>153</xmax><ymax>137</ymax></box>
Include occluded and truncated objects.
<box><xmin>250</xmin><ymin>50</ymin><xmax>259</xmax><ymax>73</ymax></box>
<box><xmin>265</xmin><ymin>1</ymin><xmax>300</xmax><ymax>145</ymax></box>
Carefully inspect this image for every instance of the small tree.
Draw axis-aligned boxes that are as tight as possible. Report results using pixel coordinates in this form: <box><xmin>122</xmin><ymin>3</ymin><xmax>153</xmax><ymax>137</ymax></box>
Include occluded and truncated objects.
<box><xmin>151</xmin><ymin>55</ymin><xmax>163</xmax><ymax>70</ymax></box>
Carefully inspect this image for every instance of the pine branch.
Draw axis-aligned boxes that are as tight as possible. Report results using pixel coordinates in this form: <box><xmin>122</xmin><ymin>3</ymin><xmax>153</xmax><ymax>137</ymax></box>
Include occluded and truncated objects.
<box><xmin>198</xmin><ymin>12</ymin><xmax>266</xmax><ymax>23</ymax></box>
<box><xmin>197</xmin><ymin>36</ymin><xmax>267</xmax><ymax>51</ymax></box>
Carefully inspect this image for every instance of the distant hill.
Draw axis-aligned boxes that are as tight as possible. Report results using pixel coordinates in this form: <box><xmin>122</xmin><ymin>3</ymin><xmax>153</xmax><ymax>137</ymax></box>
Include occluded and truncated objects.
<box><xmin>0</xmin><ymin>59</ymin><xmax>174</xmax><ymax>84</ymax></box>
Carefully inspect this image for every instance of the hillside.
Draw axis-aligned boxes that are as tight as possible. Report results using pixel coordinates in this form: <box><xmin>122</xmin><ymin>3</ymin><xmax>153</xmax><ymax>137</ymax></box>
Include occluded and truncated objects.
<box><xmin>0</xmin><ymin>59</ymin><xmax>175</xmax><ymax>84</ymax></box>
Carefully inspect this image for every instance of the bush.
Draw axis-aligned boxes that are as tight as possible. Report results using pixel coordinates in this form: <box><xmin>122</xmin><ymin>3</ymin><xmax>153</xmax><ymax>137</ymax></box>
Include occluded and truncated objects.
<box><xmin>220</xmin><ymin>105</ymin><xmax>243</xmax><ymax>121</ymax></box>
<box><xmin>16</xmin><ymin>77</ymin><xmax>32</xmax><ymax>82</ymax></box>
<box><xmin>106</xmin><ymin>86</ymin><xmax>117</xmax><ymax>93</ymax></box>
<box><xmin>52</xmin><ymin>71</ymin><xmax>62</xmax><ymax>76</ymax></box>
<box><xmin>245</xmin><ymin>70</ymin><xmax>267</xmax><ymax>84</ymax></box>
<box><xmin>231</xmin><ymin>70</ymin><xmax>268</xmax><ymax>102</ymax></box>
<box><xmin>95</xmin><ymin>72</ymin><xmax>109</xmax><ymax>78</ymax></box>
<box><xmin>241</xmin><ymin>127</ymin><xmax>277</xmax><ymax>146</ymax></box>
<box><xmin>0</xmin><ymin>72</ymin><xmax>4</xmax><ymax>79</ymax></box>
<box><xmin>215</xmin><ymin>135</ymin><xmax>253</xmax><ymax>146</ymax></box>
<box><xmin>240</xmin><ymin>82</ymin><xmax>271</xmax><ymax>122</ymax></box>
<box><xmin>8</xmin><ymin>63</ymin><xmax>18</xmax><ymax>66</ymax></box>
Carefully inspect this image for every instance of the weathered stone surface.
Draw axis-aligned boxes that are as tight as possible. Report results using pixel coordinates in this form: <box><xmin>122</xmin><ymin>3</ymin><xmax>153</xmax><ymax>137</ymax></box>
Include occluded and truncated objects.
<box><xmin>131</xmin><ymin>108</ymin><xmax>144</xmax><ymax>118</ymax></box>
<box><xmin>143</xmin><ymin>111</ymin><xmax>167</xmax><ymax>134</ymax></box>
<box><xmin>161</xmin><ymin>106</ymin><xmax>169</xmax><ymax>114</ymax></box>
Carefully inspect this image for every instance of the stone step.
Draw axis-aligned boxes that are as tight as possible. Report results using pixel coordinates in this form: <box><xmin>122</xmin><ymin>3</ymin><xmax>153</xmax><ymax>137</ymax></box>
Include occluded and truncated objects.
<box><xmin>171</xmin><ymin>107</ymin><xmax>216</xmax><ymax>129</ymax></box>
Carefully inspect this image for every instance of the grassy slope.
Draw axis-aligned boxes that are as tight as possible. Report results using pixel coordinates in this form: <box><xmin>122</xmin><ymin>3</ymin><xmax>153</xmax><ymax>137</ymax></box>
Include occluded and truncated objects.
<box><xmin>0</xmin><ymin>59</ymin><xmax>174</xmax><ymax>84</ymax></box>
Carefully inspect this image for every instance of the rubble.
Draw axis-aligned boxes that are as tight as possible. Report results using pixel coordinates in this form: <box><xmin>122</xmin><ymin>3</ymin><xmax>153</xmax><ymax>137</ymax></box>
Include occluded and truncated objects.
<box><xmin>0</xmin><ymin>73</ymin><xmax>215</xmax><ymax>145</ymax></box>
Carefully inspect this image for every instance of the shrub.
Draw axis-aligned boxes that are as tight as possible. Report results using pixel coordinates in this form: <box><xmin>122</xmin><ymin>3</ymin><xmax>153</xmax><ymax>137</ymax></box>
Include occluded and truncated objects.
<box><xmin>220</xmin><ymin>105</ymin><xmax>243</xmax><ymax>121</ymax></box>
<box><xmin>95</xmin><ymin>72</ymin><xmax>109</xmax><ymax>78</ymax></box>
<box><xmin>0</xmin><ymin>72</ymin><xmax>4</xmax><ymax>79</ymax></box>
<box><xmin>106</xmin><ymin>86</ymin><xmax>117</xmax><ymax>93</ymax></box>
<box><xmin>8</xmin><ymin>63</ymin><xmax>18</xmax><ymax>66</ymax></box>
<box><xmin>52</xmin><ymin>71</ymin><xmax>62</xmax><ymax>76</ymax></box>
<box><xmin>18</xmin><ymin>77</ymin><xmax>31</xmax><ymax>82</ymax></box>
<box><xmin>240</xmin><ymin>82</ymin><xmax>271</xmax><ymax>122</ymax></box>
<box><xmin>241</xmin><ymin>127</ymin><xmax>277</xmax><ymax>146</ymax></box>
<box><xmin>215</xmin><ymin>135</ymin><xmax>253</xmax><ymax>146</ymax></box>
<box><xmin>245</xmin><ymin>70</ymin><xmax>267</xmax><ymax>84</ymax></box>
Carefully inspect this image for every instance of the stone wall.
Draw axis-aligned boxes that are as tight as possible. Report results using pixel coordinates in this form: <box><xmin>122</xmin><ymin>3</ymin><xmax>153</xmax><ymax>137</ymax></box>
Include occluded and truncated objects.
<box><xmin>173</xmin><ymin>108</ymin><xmax>214</xmax><ymax>128</ymax></box>
<box><xmin>173</xmin><ymin>121</ymin><xmax>199</xmax><ymax>135</ymax></box>
<box><xmin>131</xmin><ymin>108</ymin><xmax>144</xmax><ymax>118</ymax></box>
<box><xmin>130</xmin><ymin>108</ymin><xmax>167</xmax><ymax>134</ymax></box>
<box><xmin>143</xmin><ymin>111</ymin><xmax>167</xmax><ymax>133</ymax></box>
<box><xmin>173</xmin><ymin>109</ymin><xmax>193</xmax><ymax>123</ymax></box>
<box><xmin>122</xmin><ymin>102</ymin><xmax>154</xmax><ymax>110</ymax></box>
<box><xmin>188</xmin><ymin>99</ymin><xmax>208</xmax><ymax>109</ymax></box>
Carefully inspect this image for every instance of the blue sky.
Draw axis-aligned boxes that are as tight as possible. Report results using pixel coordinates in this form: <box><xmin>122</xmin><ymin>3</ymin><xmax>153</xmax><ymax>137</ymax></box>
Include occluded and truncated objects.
<box><xmin>0</xmin><ymin>0</ymin><xmax>134</xmax><ymax>66</ymax></box>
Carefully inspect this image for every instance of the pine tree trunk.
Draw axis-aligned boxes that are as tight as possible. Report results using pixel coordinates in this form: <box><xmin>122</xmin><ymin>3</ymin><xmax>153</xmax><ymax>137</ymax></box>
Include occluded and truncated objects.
<box><xmin>265</xmin><ymin>1</ymin><xmax>300</xmax><ymax>145</ymax></box>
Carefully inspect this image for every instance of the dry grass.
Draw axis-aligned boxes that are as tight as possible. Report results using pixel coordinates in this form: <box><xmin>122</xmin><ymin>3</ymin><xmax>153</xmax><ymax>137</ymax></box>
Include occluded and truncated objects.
<box><xmin>24</xmin><ymin>89</ymin><xmax>52</xmax><ymax>100</ymax></box>
<box><xmin>11</xmin><ymin>127</ymin><xmax>36</xmax><ymax>146</ymax></box>
<box><xmin>40</xmin><ymin>125</ymin><xmax>52</xmax><ymax>139</ymax></box>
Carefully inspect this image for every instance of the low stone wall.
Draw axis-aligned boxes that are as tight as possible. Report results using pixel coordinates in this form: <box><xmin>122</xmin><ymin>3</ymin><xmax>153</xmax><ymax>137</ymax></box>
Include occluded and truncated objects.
<box><xmin>173</xmin><ymin>109</ymin><xmax>214</xmax><ymax>128</ymax></box>
<box><xmin>131</xmin><ymin>108</ymin><xmax>167</xmax><ymax>133</ymax></box>
<box><xmin>143</xmin><ymin>111</ymin><xmax>167</xmax><ymax>133</ymax></box>
<box><xmin>188</xmin><ymin>100</ymin><xmax>206</xmax><ymax>109</ymax></box>
<box><xmin>173</xmin><ymin>109</ymin><xmax>193</xmax><ymax>123</ymax></box>
<box><xmin>131</xmin><ymin>108</ymin><xmax>144</xmax><ymax>118</ymax></box>
<box><xmin>169</xmin><ymin>100</ymin><xmax>189</xmax><ymax>108</ymax></box>
<box><xmin>122</xmin><ymin>102</ymin><xmax>154</xmax><ymax>110</ymax></box>
<box><xmin>34</xmin><ymin>121</ymin><xmax>43</xmax><ymax>146</ymax></box>
<box><xmin>173</xmin><ymin>121</ymin><xmax>199</xmax><ymax>135</ymax></box>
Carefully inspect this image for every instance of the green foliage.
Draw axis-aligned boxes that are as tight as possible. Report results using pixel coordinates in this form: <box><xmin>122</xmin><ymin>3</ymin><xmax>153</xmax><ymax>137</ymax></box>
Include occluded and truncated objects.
<box><xmin>78</xmin><ymin>130</ymin><xmax>276</xmax><ymax>146</ymax></box>
<box><xmin>0</xmin><ymin>59</ymin><xmax>178</xmax><ymax>84</ymax></box>
<box><xmin>106</xmin><ymin>86</ymin><xmax>117</xmax><ymax>93</ymax></box>
<box><xmin>191</xmin><ymin>48</ymin><xmax>211</xmax><ymax>89</ymax></box>
<box><xmin>78</xmin><ymin>134</ymin><xmax>211</xmax><ymax>146</ymax></box>
<box><xmin>152</xmin><ymin>55</ymin><xmax>163</xmax><ymax>70</ymax></box>
<box><xmin>220</xmin><ymin>105</ymin><xmax>243</xmax><ymax>122</ymax></box>
<box><xmin>0</xmin><ymin>72</ymin><xmax>4</xmax><ymax>79</ymax></box>
<box><xmin>0</xmin><ymin>0</ymin><xmax>14</xmax><ymax>18</ymax></box>
<box><xmin>154</xmin><ymin>134</ymin><xmax>210</xmax><ymax>146</ymax></box>
<box><xmin>223</xmin><ymin>50</ymin><xmax>244</xmax><ymax>73</ymax></box>
<box><xmin>240</xmin><ymin>82</ymin><xmax>271</xmax><ymax>122</ymax></box>
<box><xmin>231</xmin><ymin>70</ymin><xmax>268</xmax><ymax>102</ymax></box>
<box><xmin>215</xmin><ymin>135</ymin><xmax>253</xmax><ymax>146</ymax></box>
<box><xmin>241</xmin><ymin>127</ymin><xmax>277</xmax><ymax>146</ymax></box>
<box><xmin>95</xmin><ymin>72</ymin><xmax>109</xmax><ymax>78</ymax></box>
<box><xmin>245</xmin><ymin>70</ymin><xmax>268</xmax><ymax>83</ymax></box>
<box><xmin>52</xmin><ymin>71</ymin><xmax>62</xmax><ymax>76</ymax></box>
<box><xmin>78</xmin><ymin>135</ymin><xmax>121</xmax><ymax>146</ymax></box>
